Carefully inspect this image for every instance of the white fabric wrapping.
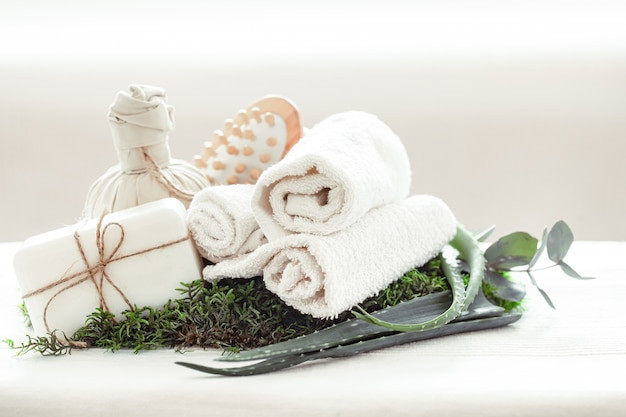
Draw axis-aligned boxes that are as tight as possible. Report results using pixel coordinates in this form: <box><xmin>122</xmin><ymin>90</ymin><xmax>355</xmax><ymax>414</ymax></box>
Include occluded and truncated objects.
<box><xmin>252</xmin><ymin>111</ymin><xmax>412</xmax><ymax>240</ymax></box>
<box><xmin>204</xmin><ymin>195</ymin><xmax>456</xmax><ymax>318</ymax></box>
<box><xmin>108</xmin><ymin>85</ymin><xmax>173</xmax><ymax>151</ymax></box>
<box><xmin>187</xmin><ymin>184</ymin><xmax>267</xmax><ymax>263</ymax></box>
<box><xmin>84</xmin><ymin>160</ymin><xmax>210</xmax><ymax>218</ymax></box>
<box><xmin>83</xmin><ymin>85</ymin><xmax>209</xmax><ymax>218</ymax></box>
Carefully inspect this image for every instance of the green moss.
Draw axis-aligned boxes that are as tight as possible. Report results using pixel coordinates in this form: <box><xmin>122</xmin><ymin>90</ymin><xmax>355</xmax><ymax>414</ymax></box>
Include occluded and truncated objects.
<box><xmin>6</xmin><ymin>257</ymin><xmax>453</xmax><ymax>356</ymax></box>
<box><xmin>69</xmin><ymin>257</ymin><xmax>450</xmax><ymax>353</ymax></box>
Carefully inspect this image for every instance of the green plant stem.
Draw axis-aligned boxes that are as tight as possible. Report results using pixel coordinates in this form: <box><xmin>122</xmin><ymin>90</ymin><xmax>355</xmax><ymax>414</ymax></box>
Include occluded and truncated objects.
<box><xmin>511</xmin><ymin>264</ymin><xmax>559</xmax><ymax>273</ymax></box>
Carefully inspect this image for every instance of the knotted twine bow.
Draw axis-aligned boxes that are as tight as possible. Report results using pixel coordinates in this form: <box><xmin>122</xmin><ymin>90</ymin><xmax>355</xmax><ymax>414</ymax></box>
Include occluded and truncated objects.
<box><xmin>22</xmin><ymin>212</ymin><xmax>191</xmax><ymax>334</ymax></box>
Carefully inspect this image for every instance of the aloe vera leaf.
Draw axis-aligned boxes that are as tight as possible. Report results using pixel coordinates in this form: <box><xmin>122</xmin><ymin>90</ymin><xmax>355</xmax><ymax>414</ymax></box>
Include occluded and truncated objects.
<box><xmin>454</xmin><ymin>288</ymin><xmax>506</xmax><ymax>322</ymax></box>
<box><xmin>351</xmin><ymin>249</ymin><xmax>465</xmax><ymax>331</ymax></box>
<box><xmin>352</xmin><ymin>224</ymin><xmax>484</xmax><ymax>332</ymax></box>
<box><xmin>221</xmin><ymin>287</ymin><xmax>501</xmax><ymax>364</ymax></box>
<box><xmin>474</xmin><ymin>225</ymin><xmax>496</xmax><ymax>242</ymax></box>
<box><xmin>324</xmin><ymin>311</ymin><xmax>522</xmax><ymax>359</ymax></box>
<box><xmin>175</xmin><ymin>309</ymin><xmax>521</xmax><ymax>377</ymax></box>
<box><xmin>449</xmin><ymin>224</ymin><xmax>486</xmax><ymax>311</ymax></box>
<box><xmin>217</xmin><ymin>291</ymin><xmax>452</xmax><ymax>362</ymax></box>
<box><xmin>176</xmin><ymin>354</ymin><xmax>313</xmax><ymax>377</ymax></box>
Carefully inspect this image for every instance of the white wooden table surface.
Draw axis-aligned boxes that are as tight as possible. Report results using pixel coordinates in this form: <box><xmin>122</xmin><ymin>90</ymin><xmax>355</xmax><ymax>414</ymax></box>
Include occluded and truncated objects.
<box><xmin>1</xmin><ymin>241</ymin><xmax>625</xmax><ymax>416</ymax></box>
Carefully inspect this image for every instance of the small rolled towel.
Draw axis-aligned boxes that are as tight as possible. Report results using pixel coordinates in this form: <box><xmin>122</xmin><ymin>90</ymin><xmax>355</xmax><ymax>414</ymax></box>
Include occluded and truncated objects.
<box><xmin>204</xmin><ymin>195</ymin><xmax>456</xmax><ymax>318</ymax></box>
<box><xmin>187</xmin><ymin>184</ymin><xmax>266</xmax><ymax>263</ymax></box>
<box><xmin>252</xmin><ymin>111</ymin><xmax>412</xmax><ymax>240</ymax></box>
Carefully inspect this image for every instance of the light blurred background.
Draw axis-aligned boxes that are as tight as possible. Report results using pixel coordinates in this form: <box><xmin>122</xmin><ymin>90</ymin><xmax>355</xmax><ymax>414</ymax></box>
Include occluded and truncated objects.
<box><xmin>1</xmin><ymin>0</ymin><xmax>625</xmax><ymax>241</ymax></box>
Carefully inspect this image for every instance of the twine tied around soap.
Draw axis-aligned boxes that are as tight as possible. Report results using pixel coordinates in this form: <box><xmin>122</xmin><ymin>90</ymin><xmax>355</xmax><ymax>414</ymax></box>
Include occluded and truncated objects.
<box><xmin>141</xmin><ymin>146</ymin><xmax>196</xmax><ymax>202</ymax></box>
<box><xmin>22</xmin><ymin>212</ymin><xmax>192</xmax><ymax>334</ymax></box>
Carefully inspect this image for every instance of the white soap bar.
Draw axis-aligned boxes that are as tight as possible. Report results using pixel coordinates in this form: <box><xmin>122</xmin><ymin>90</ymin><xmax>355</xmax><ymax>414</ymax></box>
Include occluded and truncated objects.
<box><xmin>13</xmin><ymin>198</ymin><xmax>203</xmax><ymax>337</ymax></box>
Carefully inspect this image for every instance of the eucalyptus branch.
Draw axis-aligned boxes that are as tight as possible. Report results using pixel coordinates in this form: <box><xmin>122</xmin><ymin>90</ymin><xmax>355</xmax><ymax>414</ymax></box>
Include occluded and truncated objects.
<box><xmin>481</xmin><ymin>220</ymin><xmax>594</xmax><ymax>309</ymax></box>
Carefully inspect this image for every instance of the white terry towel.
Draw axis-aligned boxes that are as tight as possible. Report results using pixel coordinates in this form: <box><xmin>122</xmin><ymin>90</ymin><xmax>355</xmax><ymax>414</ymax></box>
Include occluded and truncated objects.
<box><xmin>252</xmin><ymin>111</ymin><xmax>412</xmax><ymax>240</ymax></box>
<box><xmin>187</xmin><ymin>184</ymin><xmax>267</xmax><ymax>263</ymax></box>
<box><xmin>204</xmin><ymin>195</ymin><xmax>456</xmax><ymax>318</ymax></box>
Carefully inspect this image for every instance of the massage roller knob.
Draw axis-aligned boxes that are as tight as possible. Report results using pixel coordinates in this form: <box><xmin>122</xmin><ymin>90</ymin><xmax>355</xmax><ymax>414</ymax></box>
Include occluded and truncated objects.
<box><xmin>193</xmin><ymin>95</ymin><xmax>303</xmax><ymax>185</ymax></box>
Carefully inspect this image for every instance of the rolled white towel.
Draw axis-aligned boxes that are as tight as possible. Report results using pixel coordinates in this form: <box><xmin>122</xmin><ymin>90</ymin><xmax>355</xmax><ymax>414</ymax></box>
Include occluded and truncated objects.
<box><xmin>204</xmin><ymin>195</ymin><xmax>456</xmax><ymax>318</ymax></box>
<box><xmin>252</xmin><ymin>111</ymin><xmax>412</xmax><ymax>240</ymax></box>
<box><xmin>187</xmin><ymin>184</ymin><xmax>266</xmax><ymax>263</ymax></box>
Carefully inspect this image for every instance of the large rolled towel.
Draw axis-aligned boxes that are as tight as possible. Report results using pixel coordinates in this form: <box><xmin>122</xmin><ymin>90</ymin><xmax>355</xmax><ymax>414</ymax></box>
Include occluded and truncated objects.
<box><xmin>252</xmin><ymin>111</ymin><xmax>412</xmax><ymax>240</ymax></box>
<box><xmin>187</xmin><ymin>184</ymin><xmax>266</xmax><ymax>263</ymax></box>
<box><xmin>204</xmin><ymin>195</ymin><xmax>456</xmax><ymax>318</ymax></box>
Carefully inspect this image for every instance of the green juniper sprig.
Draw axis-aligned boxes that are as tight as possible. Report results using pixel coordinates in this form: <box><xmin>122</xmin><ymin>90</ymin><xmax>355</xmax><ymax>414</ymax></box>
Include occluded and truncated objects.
<box><xmin>5</xmin><ymin>220</ymin><xmax>588</xmax><ymax>360</ymax></box>
<box><xmin>3</xmin><ymin>331</ymin><xmax>85</xmax><ymax>356</ymax></box>
<box><xmin>5</xmin><ymin>257</ymin><xmax>452</xmax><ymax>356</ymax></box>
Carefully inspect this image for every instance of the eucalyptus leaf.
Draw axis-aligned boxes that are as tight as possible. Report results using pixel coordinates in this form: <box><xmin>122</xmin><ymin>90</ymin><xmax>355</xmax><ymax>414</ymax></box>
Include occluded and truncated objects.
<box><xmin>546</xmin><ymin>221</ymin><xmax>574</xmax><ymax>263</ymax></box>
<box><xmin>559</xmin><ymin>261</ymin><xmax>595</xmax><ymax>280</ymax></box>
<box><xmin>528</xmin><ymin>227</ymin><xmax>548</xmax><ymax>269</ymax></box>
<box><xmin>535</xmin><ymin>287</ymin><xmax>556</xmax><ymax>309</ymax></box>
<box><xmin>484</xmin><ymin>271</ymin><xmax>526</xmax><ymax>302</ymax></box>
<box><xmin>527</xmin><ymin>270</ymin><xmax>556</xmax><ymax>309</ymax></box>
<box><xmin>484</xmin><ymin>232</ymin><xmax>538</xmax><ymax>270</ymax></box>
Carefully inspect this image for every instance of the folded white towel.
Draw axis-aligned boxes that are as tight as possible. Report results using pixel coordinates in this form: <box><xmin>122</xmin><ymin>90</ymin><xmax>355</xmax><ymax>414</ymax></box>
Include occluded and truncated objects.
<box><xmin>187</xmin><ymin>184</ymin><xmax>266</xmax><ymax>263</ymax></box>
<box><xmin>252</xmin><ymin>111</ymin><xmax>412</xmax><ymax>240</ymax></box>
<box><xmin>204</xmin><ymin>195</ymin><xmax>456</xmax><ymax>318</ymax></box>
